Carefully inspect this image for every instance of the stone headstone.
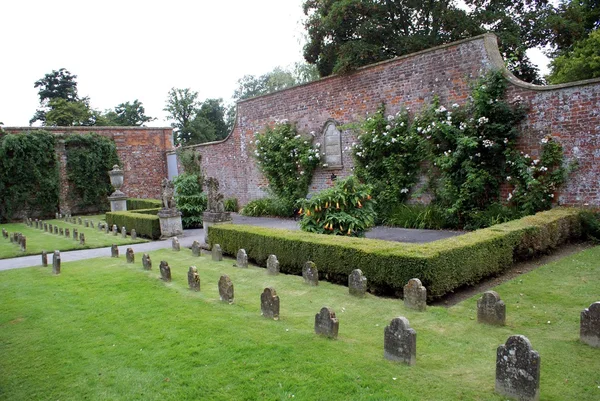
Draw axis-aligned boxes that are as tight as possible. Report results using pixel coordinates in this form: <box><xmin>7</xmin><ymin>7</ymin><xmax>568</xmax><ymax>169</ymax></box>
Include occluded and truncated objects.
<box><xmin>65</xmin><ymin>228</ymin><xmax>70</xmax><ymax>238</ymax></box>
<box><xmin>35</xmin><ymin>220</ymin><xmax>39</xmax><ymax>229</ymax></box>
<box><xmin>54</xmin><ymin>226</ymin><xmax>58</xmax><ymax>235</ymax></box>
<box><xmin>348</xmin><ymin>269</ymin><xmax>367</xmax><ymax>297</ymax></box>
<box><xmin>79</xmin><ymin>233</ymin><xmax>85</xmax><ymax>245</ymax></box>
<box><xmin>90</xmin><ymin>220</ymin><xmax>94</xmax><ymax>228</ymax></box>
<box><xmin>188</xmin><ymin>266</ymin><xmax>200</xmax><ymax>291</ymax></box>
<box><xmin>84</xmin><ymin>219</ymin><xmax>89</xmax><ymax>228</ymax></box>
<box><xmin>41</xmin><ymin>251</ymin><xmax>48</xmax><ymax>267</ymax></box>
<box><xmin>191</xmin><ymin>241</ymin><xmax>201</xmax><ymax>257</ymax></box>
<box><xmin>580</xmin><ymin>302</ymin><xmax>600</xmax><ymax>347</ymax></box>
<box><xmin>314</xmin><ymin>307</ymin><xmax>338</xmax><ymax>339</ymax></box>
<box><xmin>105</xmin><ymin>224</ymin><xmax>110</xmax><ymax>234</ymax></box>
<box><xmin>126</xmin><ymin>248</ymin><xmax>134</xmax><ymax>263</ymax></box>
<box><xmin>261</xmin><ymin>287</ymin><xmax>280</xmax><ymax>320</ymax></box>
<box><xmin>172</xmin><ymin>237</ymin><xmax>180</xmax><ymax>251</ymax></box>
<box><xmin>48</xmin><ymin>224</ymin><xmax>53</xmax><ymax>233</ymax></box>
<box><xmin>2</xmin><ymin>228</ymin><xmax>7</xmax><ymax>239</ymax></box>
<box><xmin>131</xmin><ymin>229</ymin><xmax>137</xmax><ymax>240</ymax></box>
<box><xmin>58</xmin><ymin>213</ymin><xmax>62</xmax><ymax>219</ymax></box>
<box><xmin>303</xmin><ymin>261</ymin><xmax>319</xmax><ymax>286</ymax></box>
<box><xmin>267</xmin><ymin>254</ymin><xmax>279</xmax><ymax>275</ymax></box>
<box><xmin>159</xmin><ymin>261</ymin><xmax>171</xmax><ymax>282</ymax></box>
<box><xmin>59</xmin><ymin>227</ymin><xmax>64</xmax><ymax>236</ymax></box>
<box><xmin>112</xmin><ymin>225</ymin><xmax>118</xmax><ymax>236</ymax></box>
<box><xmin>384</xmin><ymin>316</ymin><xmax>417</xmax><ymax>365</ymax></box>
<box><xmin>142</xmin><ymin>253</ymin><xmax>152</xmax><ymax>270</ymax></box>
<box><xmin>55</xmin><ymin>212</ymin><xmax>59</xmax><ymax>220</ymax></box>
<box><xmin>477</xmin><ymin>291</ymin><xmax>506</xmax><ymax>326</ymax></box>
<box><xmin>212</xmin><ymin>244</ymin><xmax>223</xmax><ymax>261</ymax></box>
<box><xmin>236</xmin><ymin>249</ymin><xmax>248</xmax><ymax>268</ymax></box>
<box><xmin>496</xmin><ymin>335</ymin><xmax>540</xmax><ymax>401</ymax></box>
<box><xmin>52</xmin><ymin>250</ymin><xmax>61</xmax><ymax>274</ymax></box>
<box><xmin>20</xmin><ymin>235</ymin><xmax>26</xmax><ymax>252</ymax></box>
<box><xmin>404</xmin><ymin>278</ymin><xmax>427</xmax><ymax>311</ymax></box>
<box><xmin>98</xmin><ymin>222</ymin><xmax>103</xmax><ymax>231</ymax></box>
<box><xmin>218</xmin><ymin>275</ymin><xmax>234</xmax><ymax>303</ymax></box>
<box><xmin>44</xmin><ymin>223</ymin><xmax>48</xmax><ymax>232</ymax></box>
<box><xmin>111</xmin><ymin>245</ymin><xmax>119</xmax><ymax>258</ymax></box>
<box><xmin>78</xmin><ymin>217</ymin><xmax>82</xmax><ymax>225</ymax></box>
<box><xmin>121</xmin><ymin>226</ymin><xmax>127</xmax><ymax>238</ymax></box>
<box><xmin>73</xmin><ymin>228</ymin><xmax>78</xmax><ymax>240</ymax></box>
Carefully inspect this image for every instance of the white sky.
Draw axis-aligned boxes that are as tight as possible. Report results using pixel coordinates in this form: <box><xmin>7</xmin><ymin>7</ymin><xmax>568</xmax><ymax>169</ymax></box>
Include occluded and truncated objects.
<box><xmin>0</xmin><ymin>0</ymin><xmax>550</xmax><ymax>128</ymax></box>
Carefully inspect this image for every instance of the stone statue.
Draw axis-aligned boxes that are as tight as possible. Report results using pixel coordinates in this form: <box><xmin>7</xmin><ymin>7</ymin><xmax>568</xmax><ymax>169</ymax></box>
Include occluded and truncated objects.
<box><xmin>206</xmin><ymin>177</ymin><xmax>225</xmax><ymax>213</ymax></box>
<box><xmin>161</xmin><ymin>178</ymin><xmax>176</xmax><ymax>210</ymax></box>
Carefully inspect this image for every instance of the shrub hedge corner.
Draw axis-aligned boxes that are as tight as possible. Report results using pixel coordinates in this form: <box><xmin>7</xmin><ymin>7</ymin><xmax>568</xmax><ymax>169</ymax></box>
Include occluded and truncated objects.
<box><xmin>127</xmin><ymin>198</ymin><xmax>162</xmax><ymax>210</ymax></box>
<box><xmin>106</xmin><ymin>210</ymin><xmax>161</xmax><ymax>239</ymax></box>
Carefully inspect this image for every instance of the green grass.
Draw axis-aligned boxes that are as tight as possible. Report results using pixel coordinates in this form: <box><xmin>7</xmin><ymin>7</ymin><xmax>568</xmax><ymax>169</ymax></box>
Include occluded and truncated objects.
<box><xmin>0</xmin><ymin>216</ymin><xmax>147</xmax><ymax>259</ymax></box>
<box><xmin>0</xmin><ymin>245</ymin><xmax>599</xmax><ymax>400</ymax></box>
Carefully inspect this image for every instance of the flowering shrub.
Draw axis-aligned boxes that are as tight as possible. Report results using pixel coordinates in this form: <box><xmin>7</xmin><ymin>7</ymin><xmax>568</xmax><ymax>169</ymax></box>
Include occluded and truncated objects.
<box><xmin>352</xmin><ymin>105</ymin><xmax>424</xmax><ymax>217</ymax></box>
<box><xmin>299</xmin><ymin>176</ymin><xmax>376</xmax><ymax>237</ymax></box>
<box><xmin>252</xmin><ymin>122</ymin><xmax>321</xmax><ymax>211</ymax></box>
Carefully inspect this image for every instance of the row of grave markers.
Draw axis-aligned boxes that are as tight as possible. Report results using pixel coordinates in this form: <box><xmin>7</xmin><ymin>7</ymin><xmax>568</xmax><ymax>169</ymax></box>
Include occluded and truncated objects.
<box><xmin>2</xmin><ymin>230</ymin><xmax>27</xmax><ymax>252</ymax></box>
<box><xmin>23</xmin><ymin>215</ymin><xmax>139</xmax><ymax>241</ymax></box>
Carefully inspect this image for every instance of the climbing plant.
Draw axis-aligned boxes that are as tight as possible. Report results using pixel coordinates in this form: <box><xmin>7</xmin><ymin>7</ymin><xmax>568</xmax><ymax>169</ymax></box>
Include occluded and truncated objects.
<box><xmin>64</xmin><ymin>133</ymin><xmax>120</xmax><ymax>209</ymax></box>
<box><xmin>0</xmin><ymin>131</ymin><xmax>60</xmax><ymax>221</ymax></box>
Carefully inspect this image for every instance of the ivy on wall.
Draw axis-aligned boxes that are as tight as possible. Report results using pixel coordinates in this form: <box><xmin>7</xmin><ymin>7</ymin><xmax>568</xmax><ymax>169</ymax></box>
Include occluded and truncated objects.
<box><xmin>64</xmin><ymin>133</ymin><xmax>120</xmax><ymax>209</ymax></box>
<box><xmin>0</xmin><ymin>131</ymin><xmax>60</xmax><ymax>221</ymax></box>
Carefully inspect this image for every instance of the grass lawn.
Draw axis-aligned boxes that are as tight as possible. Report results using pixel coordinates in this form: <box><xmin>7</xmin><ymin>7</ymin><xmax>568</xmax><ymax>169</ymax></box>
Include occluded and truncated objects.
<box><xmin>0</xmin><ymin>215</ymin><xmax>147</xmax><ymax>259</ymax></box>
<box><xmin>0</xmin><ymin>244</ymin><xmax>599</xmax><ymax>400</ymax></box>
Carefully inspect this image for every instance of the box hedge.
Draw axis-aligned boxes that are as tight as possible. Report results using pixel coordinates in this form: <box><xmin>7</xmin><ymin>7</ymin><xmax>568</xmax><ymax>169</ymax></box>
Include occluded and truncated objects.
<box><xmin>127</xmin><ymin>198</ymin><xmax>162</xmax><ymax>210</ymax></box>
<box><xmin>207</xmin><ymin>208</ymin><xmax>583</xmax><ymax>299</ymax></box>
<box><xmin>106</xmin><ymin>210</ymin><xmax>161</xmax><ymax>240</ymax></box>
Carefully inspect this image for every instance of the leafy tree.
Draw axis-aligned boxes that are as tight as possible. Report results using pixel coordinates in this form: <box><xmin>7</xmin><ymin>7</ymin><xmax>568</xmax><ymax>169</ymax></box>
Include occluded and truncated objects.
<box><xmin>44</xmin><ymin>98</ymin><xmax>94</xmax><ymax>126</ymax></box>
<box><xmin>96</xmin><ymin>100</ymin><xmax>155</xmax><ymax>126</ymax></box>
<box><xmin>233</xmin><ymin>63</ymin><xmax>319</xmax><ymax>101</ymax></box>
<box><xmin>30</xmin><ymin>68</ymin><xmax>83</xmax><ymax>125</ymax></box>
<box><xmin>197</xmin><ymin>98</ymin><xmax>229</xmax><ymax>140</ymax></box>
<box><xmin>546</xmin><ymin>0</ymin><xmax>600</xmax><ymax>57</ymax></box>
<box><xmin>164</xmin><ymin>88</ymin><xmax>201</xmax><ymax>144</ymax></box>
<box><xmin>547</xmin><ymin>28</ymin><xmax>600</xmax><ymax>83</ymax></box>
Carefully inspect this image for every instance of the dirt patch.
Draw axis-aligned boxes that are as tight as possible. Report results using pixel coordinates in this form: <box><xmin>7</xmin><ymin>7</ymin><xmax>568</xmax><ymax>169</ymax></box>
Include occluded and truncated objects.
<box><xmin>430</xmin><ymin>242</ymin><xmax>594</xmax><ymax>307</ymax></box>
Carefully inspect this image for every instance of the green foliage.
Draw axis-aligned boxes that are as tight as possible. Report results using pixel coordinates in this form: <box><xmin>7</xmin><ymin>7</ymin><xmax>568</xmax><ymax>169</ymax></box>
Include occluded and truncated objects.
<box><xmin>105</xmin><ymin>211</ymin><xmax>161</xmax><ymax>239</ymax></box>
<box><xmin>64</xmin><ymin>133</ymin><xmax>120</xmax><ymax>210</ymax></box>
<box><xmin>547</xmin><ymin>28</ymin><xmax>600</xmax><ymax>83</ymax></box>
<box><xmin>240</xmin><ymin>197</ymin><xmax>294</xmax><ymax>217</ymax></box>
<box><xmin>352</xmin><ymin>105</ymin><xmax>425</xmax><ymax>218</ymax></box>
<box><xmin>224</xmin><ymin>198</ymin><xmax>239</xmax><ymax>212</ymax></box>
<box><xmin>45</xmin><ymin>98</ymin><xmax>95</xmax><ymax>126</ymax></box>
<box><xmin>176</xmin><ymin>148</ymin><xmax>202</xmax><ymax>177</ymax></box>
<box><xmin>197</xmin><ymin>98</ymin><xmax>229</xmax><ymax>140</ymax></box>
<box><xmin>579</xmin><ymin>209</ymin><xmax>600</xmax><ymax>242</ymax></box>
<box><xmin>173</xmin><ymin>173</ymin><xmax>207</xmax><ymax>228</ymax></box>
<box><xmin>209</xmin><ymin>207</ymin><xmax>583</xmax><ymax>299</ymax></box>
<box><xmin>252</xmin><ymin>122</ymin><xmax>321</xmax><ymax>209</ymax></box>
<box><xmin>96</xmin><ymin>99</ymin><xmax>155</xmax><ymax>126</ymax></box>
<box><xmin>299</xmin><ymin>176</ymin><xmax>376</xmax><ymax>237</ymax></box>
<box><xmin>383</xmin><ymin>204</ymin><xmax>450</xmax><ymax>229</ymax></box>
<box><xmin>126</xmin><ymin>198</ymin><xmax>162</xmax><ymax>210</ymax></box>
<box><xmin>0</xmin><ymin>131</ymin><xmax>59</xmax><ymax>221</ymax></box>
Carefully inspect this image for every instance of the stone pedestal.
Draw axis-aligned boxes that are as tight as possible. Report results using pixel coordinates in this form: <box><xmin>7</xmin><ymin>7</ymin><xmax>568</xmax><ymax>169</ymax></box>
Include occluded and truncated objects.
<box><xmin>203</xmin><ymin>211</ymin><xmax>232</xmax><ymax>244</ymax></box>
<box><xmin>158</xmin><ymin>208</ymin><xmax>183</xmax><ymax>239</ymax></box>
<box><xmin>109</xmin><ymin>191</ymin><xmax>128</xmax><ymax>212</ymax></box>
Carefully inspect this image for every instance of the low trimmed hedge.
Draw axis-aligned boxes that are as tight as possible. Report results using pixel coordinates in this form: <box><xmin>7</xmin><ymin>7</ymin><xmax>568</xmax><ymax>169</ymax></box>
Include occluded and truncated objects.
<box><xmin>207</xmin><ymin>208</ymin><xmax>583</xmax><ymax>299</ymax></box>
<box><xmin>127</xmin><ymin>198</ymin><xmax>162</xmax><ymax>210</ymax></box>
<box><xmin>106</xmin><ymin>210</ymin><xmax>161</xmax><ymax>240</ymax></box>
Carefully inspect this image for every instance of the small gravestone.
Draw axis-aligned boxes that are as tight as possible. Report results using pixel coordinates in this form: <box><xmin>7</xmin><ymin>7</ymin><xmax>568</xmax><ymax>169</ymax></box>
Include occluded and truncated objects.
<box><xmin>261</xmin><ymin>287</ymin><xmax>280</xmax><ymax>320</ymax></box>
<box><xmin>98</xmin><ymin>222</ymin><xmax>103</xmax><ymax>231</ymax></box>
<box><xmin>384</xmin><ymin>316</ymin><xmax>417</xmax><ymax>366</ymax></box>
<box><xmin>35</xmin><ymin>220</ymin><xmax>39</xmax><ymax>229</ymax></box>
<box><xmin>580</xmin><ymin>302</ymin><xmax>600</xmax><ymax>347</ymax></box>
<box><xmin>126</xmin><ymin>248</ymin><xmax>134</xmax><ymax>263</ymax></box>
<box><xmin>404</xmin><ymin>278</ymin><xmax>427</xmax><ymax>311</ymax></box>
<box><xmin>218</xmin><ymin>275</ymin><xmax>234</xmax><ymax>303</ymax></box>
<box><xmin>78</xmin><ymin>217</ymin><xmax>82</xmax><ymax>225</ymax></box>
<box><xmin>52</xmin><ymin>251</ymin><xmax>61</xmax><ymax>274</ymax></box>
<box><xmin>48</xmin><ymin>224</ymin><xmax>53</xmax><ymax>233</ymax></box>
<box><xmin>172</xmin><ymin>237</ymin><xmax>180</xmax><ymax>251</ymax></box>
<box><xmin>2</xmin><ymin>228</ymin><xmax>7</xmax><ymax>239</ymax></box>
<box><xmin>84</xmin><ymin>219</ymin><xmax>89</xmax><ymax>228</ymax></box>
<box><xmin>191</xmin><ymin>240</ymin><xmax>201</xmax><ymax>257</ymax></box>
<box><xmin>314</xmin><ymin>307</ymin><xmax>338</xmax><ymax>339</ymax></box>
<box><xmin>65</xmin><ymin>228</ymin><xmax>70</xmax><ymax>238</ymax></box>
<box><xmin>477</xmin><ymin>291</ymin><xmax>506</xmax><ymax>326</ymax></box>
<box><xmin>20</xmin><ymin>236</ymin><xmax>26</xmax><ymax>252</ymax></box>
<box><xmin>44</xmin><ymin>223</ymin><xmax>48</xmax><ymax>232</ymax></box>
<box><xmin>131</xmin><ymin>229</ymin><xmax>137</xmax><ymax>240</ymax></box>
<box><xmin>267</xmin><ymin>254</ymin><xmax>279</xmax><ymax>275</ymax></box>
<box><xmin>73</xmin><ymin>228</ymin><xmax>78</xmax><ymax>240</ymax></box>
<box><xmin>55</xmin><ymin>213</ymin><xmax>59</xmax><ymax>220</ymax></box>
<box><xmin>212</xmin><ymin>244</ymin><xmax>223</xmax><ymax>261</ymax></box>
<box><xmin>303</xmin><ymin>261</ymin><xmax>319</xmax><ymax>286</ymax></box>
<box><xmin>187</xmin><ymin>266</ymin><xmax>200</xmax><ymax>291</ymax></box>
<box><xmin>54</xmin><ymin>226</ymin><xmax>58</xmax><ymax>235</ymax></box>
<box><xmin>111</xmin><ymin>245</ymin><xmax>119</xmax><ymax>258</ymax></box>
<box><xmin>41</xmin><ymin>251</ymin><xmax>48</xmax><ymax>267</ymax></box>
<box><xmin>159</xmin><ymin>261</ymin><xmax>171</xmax><ymax>282</ymax></box>
<box><xmin>79</xmin><ymin>233</ymin><xmax>85</xmax><ymax>245</ymax></box>
<box><xmin>236</xmin><ymin>249</ymin><xmax>248</xmax><ymax>268</ymax></box>
<box><xmin>496</xmin><ymin>335</ymin><xmax>540</xmax><ymax>401</ymax></box>
<box><xmin>142</xmin><ymin>253</ymin><xmax>152</xmax><ymax>270</ymax></box>
<box><xmin>59</xmin><ymin>227</ymin><xmax>64</xmax><ymax>236</ymax></box>
<box><xmin>121</xmin><ymin>226</ymin><xmax>126</xmax><ymax>238</ymax></box>
<box><xmin>112</xmin><ymin>225</ymin><xmax>118</xmax><ymax>236</ymax></box>
<box><xmin>90</xmin><ymin>220</ymin><xmax>94</xmax><ymax>228</ymax></box>
<box><xmin>105</xmin><ymin>224</ymin><xmax>110</xmax><ymax>234</ymax></box>
<box><xmin>348</xmin><ymin>269</ymin><xmax>367</xmax><ymax>297</ymax></box>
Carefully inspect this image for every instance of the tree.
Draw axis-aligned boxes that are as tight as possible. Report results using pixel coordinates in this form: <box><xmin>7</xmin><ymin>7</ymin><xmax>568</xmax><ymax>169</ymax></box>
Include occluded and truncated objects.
<box><xmin>96</xmin><ymin>100</ymin><xmax>155</xmax><ymax>126</ymax></box>
<box><xmin>546</xmin><ymin>0</ymin><xmax>600</xmax><ymax>57</ymax></box>
<box><xmin>164</xmin><ymin>88</ymin><xmax>200</xmax><ymax>144</ymax></box>
<box><xmin>547</xmin><ymin>28</ymin><xmax>600</xmax><ymax>83</ymax></box>
<box><xmin>31</xmin><ymin>68</ymin><xmax>82</xmax><ymax>125</ymax></box>
<box><xmin>197</xmin><ymin>98</ymin><xmax>229</xmax><ymax>140</ymax></box>
<box><xmin>44</xmin><ymin>98</ymin><xmax>94</xmax><ymax>126</ymax></box>
<box><xmin>233</xmin><ymin>63</ymin><xmax>319</xmax><ymax>101</ymax></box>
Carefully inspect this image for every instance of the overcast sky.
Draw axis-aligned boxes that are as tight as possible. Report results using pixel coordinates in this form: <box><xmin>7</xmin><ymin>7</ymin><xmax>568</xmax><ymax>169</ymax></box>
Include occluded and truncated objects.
<box><xmin>1</xmin><ymin>0</ymin><xmax>549</xmax><ymax>128</ymax></box>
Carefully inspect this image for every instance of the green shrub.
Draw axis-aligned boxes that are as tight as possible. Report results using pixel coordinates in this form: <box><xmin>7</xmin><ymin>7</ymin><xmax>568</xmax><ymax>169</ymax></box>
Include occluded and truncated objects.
<box><xmin>224</xmin><ymin>198</ymin><xmax>239</xmax><ymax>212</ymax></box>
<box><xmin>173</xmin><ymin>173</ymin><xmax>206</xmax><ymax>228</ymax></box>
<box><xmin>130</xmin><ymin>208</ymin><xmax>160</xmax><ymax>216</ymax></box>
<box><xmin>383</xmin><ymin>204</ymin><xmax>449</xmax><ymax>229</ymax></box>
<box><xmin>240</xmin><ymin>198</ymin><xmax>294</xmax><ymax>217</ymax></box>
<box><xmin>127</xmin><ymin>198</ymin><xmax>162</xmax><ymax>210</ymax></box>
<box><xmin>299</xmin><ymin>176</ymin><xmax>376</xmax><ymax>237</ymax></box>
<box><xmin>579</xmin><ymin>209</ymin><xmax>600</xmax><ymax>242</ymax></box>
<box><xmin>105</xmin><ymin>211</ymin><xmax>161</xmax><ymax>239</ymax></box>
<box><xmin>208</xmin><ymin>207</ymin><xmax>583</xmax><ymax>299</ymax></box>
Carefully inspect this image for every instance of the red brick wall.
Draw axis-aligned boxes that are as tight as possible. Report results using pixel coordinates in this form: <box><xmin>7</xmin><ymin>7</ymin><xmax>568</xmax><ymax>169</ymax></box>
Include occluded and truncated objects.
<box><xmin>189</xmin><ymin>33</ymin><xmax>600</xmax><ymax>207</ymax></box>
<box><xmin>2</xmin><ymin>127</ymin><xmax>173</xmax><ymax>213</ymax></box>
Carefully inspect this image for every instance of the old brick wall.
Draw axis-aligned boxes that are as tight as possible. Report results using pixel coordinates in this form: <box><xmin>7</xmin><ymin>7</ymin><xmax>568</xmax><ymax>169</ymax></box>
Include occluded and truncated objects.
<box><xmin>2</xmin><ymin>127</ymin><xmax>173</xmax><ymax>214</ymax></box>
<box><xmin>188</xmin><ymin>33</ymin><xmax>600</xmax><ymax>207</ymax></box>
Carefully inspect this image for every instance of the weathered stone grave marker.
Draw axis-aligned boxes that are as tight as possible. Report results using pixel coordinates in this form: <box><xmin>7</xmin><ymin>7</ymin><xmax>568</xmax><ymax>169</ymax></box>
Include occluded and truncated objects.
<box><xmin>1</xmin><ymin>229</ymin><xmax>7</xmax><ymax>239</ymax></box>
<box><xmin>52</xmin><ymin>250</ymin><xmax>61</xmax><ymax>274</ymax></box>
<box><xmin>267</xmin><ymin>254</ymin><xmax>279</xmax><ymax>275</ymax></box>
<box><xmin>126</xmin><ymin>248</ymin><xmax>135</xmax><ymax>263</ymax></box>
<box><xmin>73</xmin><ymin>228</ymin><xmax>78</xmax><ymax>240</ymax></box>
<box><xmin>496</xmin><ymin>335</ymin><xmax>540</xmax><ymax>401</ymax></box>
<box><xmin>78</xmin><ymin>217</ymin><xmax>82</xmax><ymax>225</ymax></box>
<box><xmin>172</xmin><ymin>237</ymin><xmax>180</xmax><ymax>251</ymax></box>
<box><xmin>191</xmin><ymin>240</ymin><xmax>201</xmax><ymax>257</ymax></box>
<box><xmin>41</xmin><ymin>251</ymin><xmax>48</xmax><ymax>267</ymax></box>
<box><xmin>314</xmin><ymin>307</ymin><xmax>338</xmax><ymax>339</ymax></box>
<box><xmin>384</xmin><ymin>316</ymin><xmax>417</xmax><ymax>366</ymax></box>
<box><xmin>218</xmin><ymin>275</ymin><xmax>234</xmax><ymax>303</ymax></box>
<box><xmin>121</xmin><ymin>226</ymin><xmax>126</xmax><ymax>238</ymax></box>
<box><xmin>131</xmin><ymin>229</ymin><xmax>137</xmax><ymax>240</ymax></box>
<box><xmin>48</xmin><ymin>224</ymin><xmax>53</xmax><ymax>233</ymax></box>
<box><xmin>105</xmin><ymin>224</ymin><xmax>110</xmax><ymax>234</ymax></box>
<box><xmin>261</xmin><ymin>287</ymin><xmax>280</xmax><ymax>320</ymax></box>
<box><xmin>84</xmin><ymin>219</ymin><xmax>89</xmax><ymax>228</ymax></box>
<box><xmin>54</xmin><ymin>226</ymin><xmax>58</xmax><ymax>235</ymax></box>
<box><xmin>477</xmin><ymin>291</ymin><xmax>506</xmax><ymax>326</ymax></box>
<box><xmin>236</xmin><ymin>249</ymin><xmax>248</xmax><ymax>268</ymax></box>
<box><xmin>55</xmin><ymin>213</ymin><xmax>59</xmax><ymax>220</ymax></box>
<box><xmin>59</xmin><ymin>227</ymin><xmax>64</xmax><ymax>236</ymax></box>
<box><xmin>348</xmin><ymin>269</ymin><xmax>367</xmax><ymax>297</ymax></box>
<box><xmin>404</xmin><ymin>278</ymin><xmax>427</xmax><ymax>311</ymax></box>
<box><xmin>188</xmin><ymin>266</ymin><xmax>200</xmax><ymax>291</ymax></box>
<box><xmin>212</xmin><ymin>244</ymin><xmax>222</xmax><ymax>261</ymax></box>
<box><xmin>159</xmin><ymin>261</ymin><xmax>171</xmax><ymax>282</ymax></box>
<box><xmin>65</xmin><ymin>228</ymin><xmax>70</xmax><ymax>238</ymax></box>
<box><xmin>111</xmin><ymin>245</ymin><xmax>119</xmax><ymax>258</ymax></box>
<box><xmin>19</xmin><ymin>235</ymin><xmax>26</xmax><ymax>252</ymax></box>
<box><xmin>79</xmin><ymin>233</ymin><xmax>85</xmax><ymax>245</ymax></box>
<box><xmin>112</xmin><ymin>225</ymin><xmax>118</xmax><ymax>236</ymax></box>
<box><xmin>142</xmin><ymin>253</ymin><xmax>152</xmax><ymax>270</ymax></box>
<box><xmin>580</xmin><ymin>302</ymin><xmax>600</xmax><ymax>347</ymax></box>
<box><xmin>303</xmin><ymin>261</ymin><xmax>319</xmax><ymax>286</ymax></box>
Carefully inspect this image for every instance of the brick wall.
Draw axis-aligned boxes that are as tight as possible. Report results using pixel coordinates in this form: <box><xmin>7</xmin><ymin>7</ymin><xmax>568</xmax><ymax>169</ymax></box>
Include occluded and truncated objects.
<box><xmin>188</xmin><ymin>33</ymin><xmax>600</xmax><ymax>207</ymax></box>
<box><xmin>2</xmin><ymin>126</ymin><xmax>173</xmax><ymax>214</ymax></box>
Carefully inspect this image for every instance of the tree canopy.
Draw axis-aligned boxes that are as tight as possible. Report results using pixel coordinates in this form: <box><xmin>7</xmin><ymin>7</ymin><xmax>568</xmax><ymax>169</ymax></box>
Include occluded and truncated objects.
<box><xmin>96</xmin><ymin>100</ymin><xmax>155</xmax><ymax>126</ymax></box>
<box><xmin>232</xmin><ymin>63</ymin><xmax>319</xmax><ymax>101</ymax></box>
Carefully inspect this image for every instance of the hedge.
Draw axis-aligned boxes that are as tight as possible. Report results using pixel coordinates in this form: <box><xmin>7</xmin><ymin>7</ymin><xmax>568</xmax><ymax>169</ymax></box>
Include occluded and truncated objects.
<box><xmin>106</xmin><ymin>210</ymin><xmax>161</xmax><ymax>240</ymax></box>
<box><xmin>127</xmin><ymin>198</ymin><xmax>162</xmax><ymax>210</ymax></box>
<box><xmin>207</xmin><ymin>207</ymin><xmax>583</xmax><ymax>300</ymax></box>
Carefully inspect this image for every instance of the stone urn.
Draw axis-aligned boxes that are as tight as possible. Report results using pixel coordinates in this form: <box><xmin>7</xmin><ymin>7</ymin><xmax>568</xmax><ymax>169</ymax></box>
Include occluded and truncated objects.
<box><xmin>108</xmin><ymin>165</ymin><xmax>127</xmax><ymax>211</ymax></box>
